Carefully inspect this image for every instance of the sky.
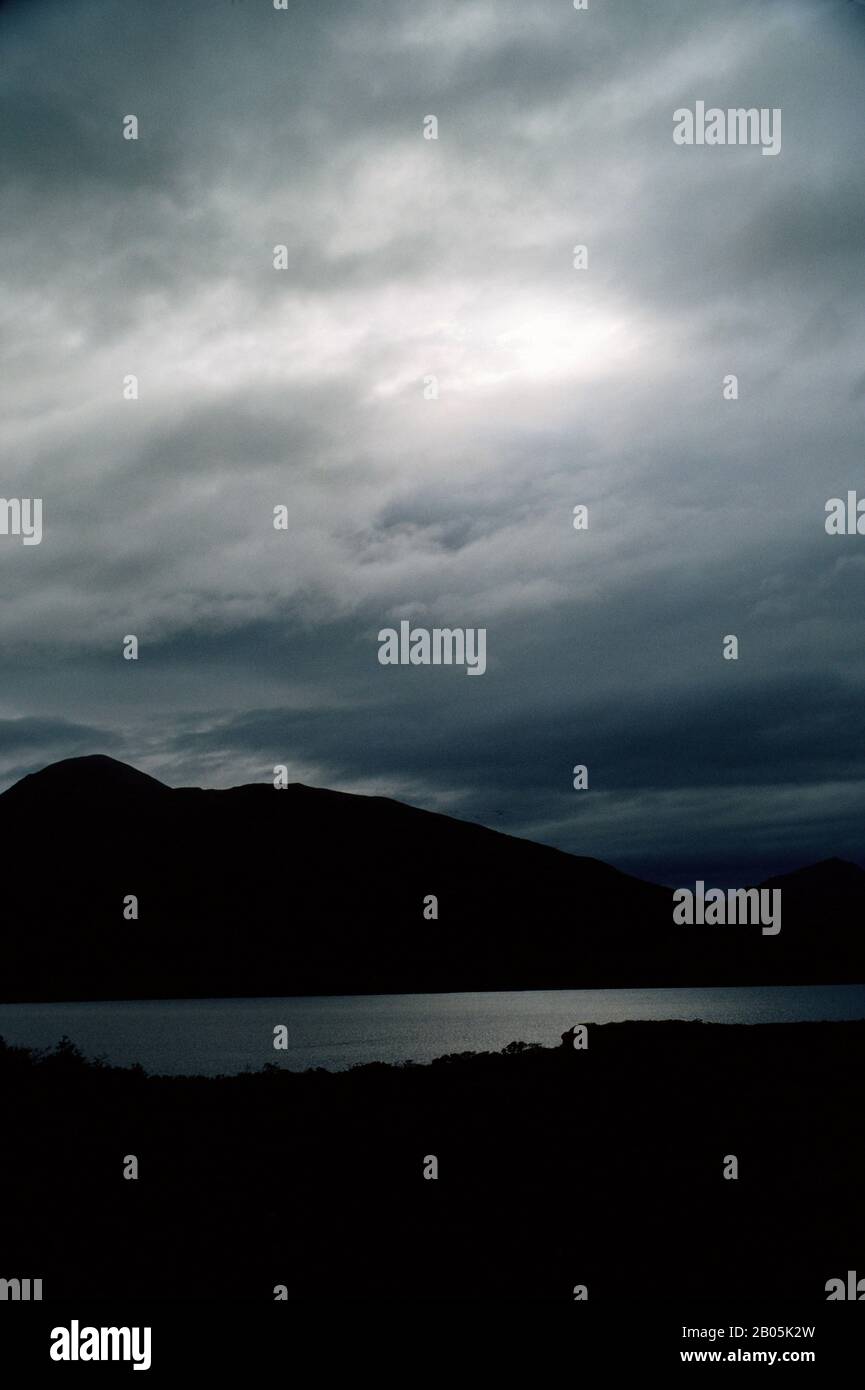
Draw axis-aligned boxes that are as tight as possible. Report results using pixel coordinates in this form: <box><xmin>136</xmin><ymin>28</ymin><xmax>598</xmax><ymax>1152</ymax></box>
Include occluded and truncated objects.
<box><xmin>1</xmin><ymin>0</ymin><xmax>864</xmax><ymax>886</ymax></box>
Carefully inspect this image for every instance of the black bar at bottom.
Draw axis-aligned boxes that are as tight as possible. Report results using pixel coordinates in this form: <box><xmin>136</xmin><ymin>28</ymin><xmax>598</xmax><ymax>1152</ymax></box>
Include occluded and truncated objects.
<box><xmin>0</xmin><ymin>1300</ymin><xmax>861</xmax><ymax>1376</ymax></box>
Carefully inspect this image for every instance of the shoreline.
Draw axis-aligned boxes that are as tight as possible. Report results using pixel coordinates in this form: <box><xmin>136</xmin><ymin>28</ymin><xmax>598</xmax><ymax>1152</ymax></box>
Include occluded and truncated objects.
<box><xmin>2</xmin><ymin>1020</ymin><xmax>863</xmax><ymax>1299</ymax></box>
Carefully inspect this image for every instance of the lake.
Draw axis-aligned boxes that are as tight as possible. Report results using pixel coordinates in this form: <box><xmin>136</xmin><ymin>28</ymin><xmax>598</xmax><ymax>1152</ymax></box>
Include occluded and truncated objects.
<box><xmin>1</xmin><ymin>985</ymin><xmax>864</xmax><ymax>1075</ymax></box>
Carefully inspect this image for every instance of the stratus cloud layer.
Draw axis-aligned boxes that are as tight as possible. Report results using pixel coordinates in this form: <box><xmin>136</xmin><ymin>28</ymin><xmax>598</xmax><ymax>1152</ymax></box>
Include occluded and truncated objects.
<box><xmin>1</xmin><ymin>0</ymin><xmax>864</xmax><ymax>883</ymax></box>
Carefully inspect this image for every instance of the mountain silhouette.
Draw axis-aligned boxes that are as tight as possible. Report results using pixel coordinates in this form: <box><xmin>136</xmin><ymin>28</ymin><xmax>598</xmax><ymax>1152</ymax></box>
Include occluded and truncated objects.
<box><xmin>0</xmin><ymin>755</ymin><xmax>862</xmax><ymax>1001</ymax></box>
<box><xmin>2</xmin><ymin>753</ymin><xmax>169</xmax><ymax>807</ymax></box>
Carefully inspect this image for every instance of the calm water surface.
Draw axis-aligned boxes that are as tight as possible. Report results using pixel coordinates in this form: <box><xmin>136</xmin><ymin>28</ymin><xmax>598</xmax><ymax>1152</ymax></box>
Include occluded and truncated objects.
<box><xmin>0</xmin><ymin>985</ymin><xmax>863</xmax><ymax>1075</ymax></box>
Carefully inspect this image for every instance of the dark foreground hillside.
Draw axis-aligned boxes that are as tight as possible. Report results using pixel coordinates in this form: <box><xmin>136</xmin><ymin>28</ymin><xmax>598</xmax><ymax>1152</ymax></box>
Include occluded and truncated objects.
<box><xmin>1</xmin><ymin>1020</ymin><xmax>862</xmax><ymax>1301</ymax></box>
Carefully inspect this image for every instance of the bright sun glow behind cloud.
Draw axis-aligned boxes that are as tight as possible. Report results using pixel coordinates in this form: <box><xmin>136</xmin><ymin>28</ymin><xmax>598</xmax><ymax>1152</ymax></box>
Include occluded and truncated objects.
<box><xmin>369</xmin><ymin>294</ymin><xmax>649</xmax><ymax>401</ymax></box>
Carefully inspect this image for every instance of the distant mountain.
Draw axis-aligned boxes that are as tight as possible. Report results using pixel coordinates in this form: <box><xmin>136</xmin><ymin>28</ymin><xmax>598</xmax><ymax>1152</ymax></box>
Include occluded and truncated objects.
<box><xmin>0</xmin><ymin>756</ymin><xmax>862</xmax><ymax>1001</ymax></box>
<box><xmin>2</xmin><ymin>753</ymin><xmax>169</xmax><ymax>807</ymax></box>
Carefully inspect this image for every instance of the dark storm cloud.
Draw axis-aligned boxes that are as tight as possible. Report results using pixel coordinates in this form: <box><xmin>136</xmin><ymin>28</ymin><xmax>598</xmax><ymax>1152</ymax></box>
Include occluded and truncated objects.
<box><xmin>1</xmin><ymin>0</ymin><xmax>864</xmax><ymax>883</ymax></box>
<box><xmin>0</xmin><ymin>715</ymin><xmax>118</xmax><ymax>756</ymax></box>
